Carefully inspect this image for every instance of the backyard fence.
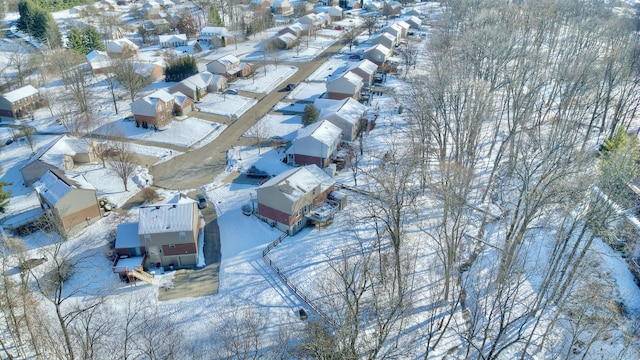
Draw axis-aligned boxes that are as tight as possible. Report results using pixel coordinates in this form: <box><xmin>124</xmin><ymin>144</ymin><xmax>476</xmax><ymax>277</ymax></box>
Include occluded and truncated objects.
<box><xmin>262</xmin><ymin>233</ymin><xmax>335</xmax><ymax>326</ymax></box>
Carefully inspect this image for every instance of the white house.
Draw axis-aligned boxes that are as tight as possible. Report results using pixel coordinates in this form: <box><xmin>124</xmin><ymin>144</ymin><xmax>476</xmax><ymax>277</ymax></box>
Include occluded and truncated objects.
<box><xmin>206</xmin><ymin>54</ymin><xmax>252</xmax><ymax>78</ymax></box>
<box><xmin>327</xmin><ymin>5</ymin><xmax>343</xmax><ymax>20</ymax></box>
<box><xmin>315</xmin><ymin>97</ymin><xmax>367</xmax><ymax>141</ymax></box>
<box><xmin>200</xmin><ymin>26</ymin><xmax>234</xmax><ymax>47</ymax></box>
<box><xmin>405</xmin><ymin>16</ymin><xmax>422</xmax><ymax>29</ymax></box>
<box><xmin>86</xmin><ymin>50</ymin><xmax>111</xmax><ymax>75</ymax></box>
<box><xmin>326</xmin><ymin>71</ymin><xmax>363</xmax><ymax>100</ymax></box>
<box><xmin>169</xmin><ymin>71</ymin><xmax>215</xmax><ymax>101</ymax></box>
<box><xmin>381</xmin><ymin>23</ymin><xmax>403</xmax><ymax>43</ymax></box>
<box><xmin>159</xmin><ymin>34</ymin><xmax>187</xmax><ymax>47</ymax></box>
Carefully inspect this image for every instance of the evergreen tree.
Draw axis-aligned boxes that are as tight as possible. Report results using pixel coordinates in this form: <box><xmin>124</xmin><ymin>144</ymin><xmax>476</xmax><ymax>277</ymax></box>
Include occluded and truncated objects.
<box><xmin>0</xmin><ymin>182</ymin><xmax>12</xmax><ymax>213</ymax></box>
<box><xmin>193</xmin><ymin>41</ymin><xmax>202</xmax><ymax>53</ymax></box>
<box><xmin>68</xmin><ymin>27</ymin><xmax>86</xmax><ymax>54</ymax></box>
<box><xmin>83</xmin><ymin>26</ymin><xmax>105</xmax><ymax>53</ymax></box>
<box><xmin>210</xmin><ymin>6</ymin><xmax>224</xmax><ymax>27</ymax></box>
<box><xmin>302</xmin><ymin>104</ymin><xmax>319</xmax><ymax>126</ymax></box>
<box><xmin>164</xmin><ymin>55</ymin><xmax>198</xmax><ymax>82</ymax></box>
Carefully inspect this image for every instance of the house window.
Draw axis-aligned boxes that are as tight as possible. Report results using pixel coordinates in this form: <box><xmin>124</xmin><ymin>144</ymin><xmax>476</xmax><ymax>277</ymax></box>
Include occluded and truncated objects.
<box><xmin>144</xmin><ymin>234</ymin><xmax>151</xmax><ymax>243</ymax></box>
<box><xmin>180</xmin><ymin>232</ymin><xmax>186</xmax><ymax>241</ymax></box>
<box><xmin>169</xmin><ymin>244</ymin><xmax>176</xmax><ymax>249</ymax></box>
<box><xmin>158</xmin><ymin>246</ymin><xmax>162</xmax><ymax>253</ymax></box>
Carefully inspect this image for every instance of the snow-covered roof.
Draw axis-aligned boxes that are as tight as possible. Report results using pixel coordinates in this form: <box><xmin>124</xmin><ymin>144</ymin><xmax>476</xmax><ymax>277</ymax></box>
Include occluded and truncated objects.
<box><xmin>106</xmin><ymin>38</ymin><xmax>139</xmax><ymax>53</ymax></box>
<box><xmin>373</xmin><ymin>32</ymin><xmax>396</xmax><ymax>43</ymax></box>
<box><xmin>349</xmin><ymin>59</ymin><xmax>378</xmax><ymax>75</ymax></box>
<box><xmin>34</xmin><ymin>170</ymin><xmax>95</xmax><ymax>206</ymax></box>
<box><xmin>315</xmin><ymin>97</ymin><xmax>367</xmax><ymax>125</ymax></box>
<box><xmin>138</xmin><ymin>202</ymin><xmax>195</xmax><ymax>235</ymax></box>
<box><xmin>395</xmin><ymin>20</ymin><xmax>411</xmax><ymax>30</ymax></box>
<box><xmin>86</xmin><ymin>50</ymin><xmax>111</xmax><ymax>70</ymax></box>
<box><xmin>158</xmin><ymin>34</ymin><xmax>187</xmax><ymax>43</ymax></box>
<box><xmin>181</xmin><ymin>71</ymin><xmax>215</xmax><ymax>89</ymax></box>
<box><xmin>328</xmin><ymin>71</ymin><xmax>363</xmax><ymax>87</ymax></box>
<box><xmin>260</xmin><ymin>165</ymin><xmax>335</xmax><ymax>202</ymax></box>
<box><xmin>131</xmin><ymin>90</ymin><xmax>174</xmax><ymax>117</ymax></box>
<box><xmin>294</xmin><ymin>119</ymin><xmax>342</xmax><ymax>144</ymax></box>
<box><xmin>277</xmin><ymin>33</ymin><xmax>298</xmax><ymax>45</ymax></box>
<box><xmin>200</xmin><ymin>27</ymin><xmax>232</xmax><ymax>37</ymax></box>
<box><xmin>2</xmin><ymin>85</ymin><xmax>39</xmax><ymax>102</ymax></box>
<box><xmin>171</xmin><ymin>91</ymin><xmax>190</xmax><ymax>107</ymax></box>
<box><xmin>115</xmin><ymin>222</ymin><xmax>141</xmax><ymax>249</ymax></box>
<box><xmin>39</xmin><ymin>135</ymin><xmax>91</xmax><ymax>168</ymax></box>
<box><xmin>365</xmin><ymin>43</ymin><xmax>391</xmax><ymax>55</ymax></box>
<box><xmin>216</xmin><ymin>54</ymin><xmax>240</xmax><ymax>65</ymax></box>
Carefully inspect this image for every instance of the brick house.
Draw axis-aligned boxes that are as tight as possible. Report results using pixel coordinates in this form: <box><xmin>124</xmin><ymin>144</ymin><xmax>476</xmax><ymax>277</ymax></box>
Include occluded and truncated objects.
<box><xmin>130</xmin><ymin>90</ymin><xmax>175</xmax><ymax>129</ymax></box>
<box><xmin>0</xmin><ymin>85</ymin><xmax>42</xmax><ymax>121</ymax></box>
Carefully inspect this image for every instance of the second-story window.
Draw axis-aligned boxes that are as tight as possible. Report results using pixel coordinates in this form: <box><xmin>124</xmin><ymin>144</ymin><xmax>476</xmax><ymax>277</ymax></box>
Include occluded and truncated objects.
<box><xmin>144</xmin><ymin>234</ymin><xmax>151</xmax><ymax>243</ymax></box>
<box><xmin>180</xmin><ymin>232</ymin><xmax>186</xmax><ymax>241</ymax></box>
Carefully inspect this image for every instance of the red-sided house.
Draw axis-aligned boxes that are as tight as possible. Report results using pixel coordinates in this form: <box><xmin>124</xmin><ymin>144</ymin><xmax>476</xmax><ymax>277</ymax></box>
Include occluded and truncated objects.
<box><xmin>255</xmin><ymin>165</ymin><xmax>336</xmax><ymax>235</ymax></box>
<box><xmin>0</xmin><ymin>85</ymin><xmax>42</xmax><ymax>121</ymax></box>
<box><xmin>130</xmin><ymin>90</ymin><xmax>175</xmax><ymax>129</ymax></box>
<box><xmin>285</xmin><ymin>120</ymin><xmax>342</xmax><ymax>168</ymax></box>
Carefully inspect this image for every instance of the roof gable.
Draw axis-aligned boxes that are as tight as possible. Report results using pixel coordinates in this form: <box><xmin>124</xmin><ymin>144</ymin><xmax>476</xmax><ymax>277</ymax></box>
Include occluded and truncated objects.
<box><xmin>138</xmin><ymin>202</ymin><xmax>195</xmax><ymax>234</ymax></box>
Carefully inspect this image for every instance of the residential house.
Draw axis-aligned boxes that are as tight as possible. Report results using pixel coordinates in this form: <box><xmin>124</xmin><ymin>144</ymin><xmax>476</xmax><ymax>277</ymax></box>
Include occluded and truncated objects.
<box><xmin>327</xmin><ymin>5</ymin><xmax>343</xmax><ymax>20</ymax></box>
<box><xmin>255</xmin><ymin>164</ymin><xmax>336</xmax><ymax>235</ymax></box>
<box><xmin>285</xmin><ymin>120</ymin><xmax>342</xmax><ymax>168</ymax></box>
<box><xmin>143</xmin><ymin>19</ymin><xmax>171</xmax><ymax>34</ymax></box>
<box><xmin>405</xmin><ymin>8</ymin><xmax>422</xmax><ymax>18</ymax></box>
<box><xmin>86</xmin><ymin>50</ymin><xmax>111</xmax><ymax>75</ymax></box>
<box><xmin>134</xmin><ymin>61</ymin><xmax>165</xmax><ymax>80</ymax></box>
<box><xmin>382</xmin><ymin>23</ymin><xmax>403</xmax><ymax>43</ymax></box>
<box><xmin>273</xmin><ymin>33</ymin><xmax>299</xmax><ymax>49</ymax></box>
<box><xmin>0</xmin><ymin>85</ymin><xmax>42</xmax><ymax>121</ymax></box>
<box><xmin>169</xmin><ymin>71</ymin><xmax>215</xmax><ymax>101</ymax></box>
<box><xmin>315</xmin><ymin>97</ymin><xmax>367</xmax><ymax>141</ymax></box>
<box><xmin>34</xmin><ymin>170</ymin><xmax>101</xmax><ymax>238</ymax></box>
<box><xmin>346</xmin><ymin>59</ymin><xmax>378</xmax><ymax>85</ymax></box>
<box><xmin>363</xmin><ymin>44</ymin><xmax>392</xmax><ymax>66</ymax></box>
<box><xmin>112</xmin><ymin>222</ymin><xmax>146</xmax><ymax>277</ymax></box>
<box><xmin>371</xmin><ymin>32</ymin><xmax>396</xmax><ymax>50</ymax></box>
<box><xmin>298</xmin><ymin>13</ymin><xmax>328</xmax><ymax>32</ymax></box>
<box><xmin>394</xmin><ymin>20</ymin><xmax>411</xmax><ymax>38</ymax></box>
<box><xmin>141</xmin><ymin>1</ymin><xmax>161</xmax><ymax>17</ymax></box>
<box><xmin>405</xmin><ymin>15</ymin><xmax>422</xmax><ymax>29</ymax></box>
<box><xmin>200</xmin><ymin>26</ymin><xmax>235</xmax><ymax>47</ymax></box>
<box><xmin>386</xmin><ymin>1</ymin><xmax>403</xmax><ymax>16</ymax></box>
<box><xmin>346</xmin><ymin>0</ymin><xmax>361</xmax><ymax>9</ymax></box>
<box><xmin>130</xmin><ymin>89</ymin><xmax>175</xmax><ymax>129</ymax></box>
<box><xmin>271</xmin><ymin>0</ymin><xmax>293</xmax><ymax>15</ymax></box>
<box><xmin>326</xmin><ymin>71</ymin><xmax>363</xmax><ymax>100</ymax></box>
<box><xmin>278</xmin><ymin>22</ymin><xmax>304</xmax><ymax>38</ymax></box>
<box><xmin>159</xmin><ymin>34</ymin><xmax>188</xmax><ymax>47</ymax></box>
<box><xmin>106</xmin><ymin>38</ymin><xmax>139</xmax><ymax>58</ymax></box>
<box><xmin>172</xmin><ymin>91</ymin><xmax>195</xmax><ymax>115</ymax></box>
<box><xmin>20</xmin><ymin>135</ymin><xmax>100</xmax><ymax>186</ymax></box>
<box><xmin>206</xmin><ymin>54</ymin><xmax>252</xmax><ymax>79</ymax></box>
<box><xmin>137</xmin><ymin>202</ymin><xmax>201</xmax><ymax>268</ymax></box>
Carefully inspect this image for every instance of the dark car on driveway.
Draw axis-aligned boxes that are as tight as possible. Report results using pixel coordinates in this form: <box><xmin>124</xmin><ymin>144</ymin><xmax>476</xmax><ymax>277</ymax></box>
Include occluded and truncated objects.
<box><xmin>196</xmin><ymin>194</ymin><xmax>208</xmax><ymax>209</ymax></box>
<box><xmin>245</xmin><ymin>166</ymin><xmax>270</xmax><ymax>178</ymax></box>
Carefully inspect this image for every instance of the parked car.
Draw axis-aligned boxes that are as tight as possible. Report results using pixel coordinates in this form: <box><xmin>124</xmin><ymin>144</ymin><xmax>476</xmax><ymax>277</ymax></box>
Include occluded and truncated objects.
<box><xmin>4</xmin><ymin>138</ymin><xmax>14</xmax><ymax>146</ymax></box>
<box><xmin>245</xmin><ymin>165</ymin><xmax>270</xmax><ymax>178</ymax></box>
<box><xmin>348</xmin><ymin>54</ymin><xmax>362</xmax><ymax>60</ymax></box>
<box><xmin>334</xmin><ymin>26</ymin><xmax>343</xmax><ymax>30</ymax></box>
<box><xmin>196</xmin><ymin>194</ymin><xmax>207</xmax><ymax>209</ymax></box>
<box><xmin>285</xmin><ymin>83</ymin><xmax>296</xmax><ymax>91</ymax></box>
<box><xmin>225</xmin><ymin>88</ymin><xmax>239</xmax><ymax>95</ymax></box>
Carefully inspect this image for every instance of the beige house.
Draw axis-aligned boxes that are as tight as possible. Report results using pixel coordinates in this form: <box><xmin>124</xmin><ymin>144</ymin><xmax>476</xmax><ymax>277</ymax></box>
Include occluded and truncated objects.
<box><xmin>326</xmin><ymin>71</ymin><xmax>363</xmax><ymax>100</ymax></box>
<box><xmin>363</xmin><ymin>44</ymin><xmax>392</xmax><ymax>66</ymax></box>
<box><xmin>172</xmin><ymin>91</ymin><xmax>195</xmax><ymax>115</ymax></box>
<box><xmin>206</xmin><ymin>54</ymin><xmax>252</xmax><ymax>79</ymax></box>
<box><xmin>34</xmin><ymin>170</ymin><xmax>101</xmax><ymax>238</ymax></box>
<box><xmin>105</xmin><ymin>38</ymin><xmax>139</xmax><ymax>58</ymax></box>
<box><xmin>371</xmin><ymin>32</ymin><xmax>396</xmax><ymax>50</ymax></box>
<box><xmin>285</xmin><ymin>120</ymin><xmax>342</xmax><ymax>168</ymax></box>
<box><xmin>20</xmin><ymin>135</ymin><xmax>99</xmax><ymax>187</ymax></box>
<box><xmin>86</xmin><ymin>50</ymin><xmax>112</xmax><ymax>75</ymax></box>
<box><xmin>200</xmin><ymin>26</ymin><xmax>235</xmax><ymax>47</ymax></box>
<box><xmin>347</xmin><ymin>59</ymin><xmax>378</xmax><ymax>85</ymax></box>
<box><xmin>256</xmin><ymin>165</ymin><xmax>336</xmax><ymax>235</ymax></box>
<box><xmin>137</xmin><ymin>202</ymin><xmax>201</xmax><ymax>268</ymax></box>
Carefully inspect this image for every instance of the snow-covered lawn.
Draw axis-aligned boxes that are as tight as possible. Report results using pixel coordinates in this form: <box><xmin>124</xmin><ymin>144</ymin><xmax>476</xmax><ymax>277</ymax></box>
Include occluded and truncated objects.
<box><xmin>94</xmin><ymin>117</ymin><xmax>226</xmax><ymax>148</ymax></box>
<box><xmin>197</xmin><ymin>93</ymin><xmax>258</xmax><ymax>118</ymax></box>
<box><xmin>285</xmin><ymin>81</ymin><xmax>326</xmax><ymax>101</ymax></box>
<box><xmin>232</xmin><ymin>65</ymin><xmax>298</xmax><ymax>94</ymax></box>
<box><xmin>244</xmin><ymin>113</ymin><xmax>303</xmax><ymax>141</ymax></box>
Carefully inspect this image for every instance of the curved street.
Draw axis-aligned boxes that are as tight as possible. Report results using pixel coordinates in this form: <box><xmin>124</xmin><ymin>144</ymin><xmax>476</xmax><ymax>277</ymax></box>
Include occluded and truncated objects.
<box><xmin>150</xmin><ymin>36</ymin><xmax>352</xmax><ymax>190</ymax></box>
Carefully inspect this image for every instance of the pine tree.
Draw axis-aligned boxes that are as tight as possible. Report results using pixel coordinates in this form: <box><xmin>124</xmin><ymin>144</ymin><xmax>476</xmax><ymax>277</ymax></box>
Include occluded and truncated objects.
<box><xmin>210</xmin><ymin>7</ymin><xmax>224</xmax><ymax>27</ymax></box>
<box><xmin>193</xmin><ymin>41</ymin><xmax>202</xmax><ymax>53</ymax></box>
<box><xmin>0</xmin><ymin>182</ymin><xmax>12</xmax><ymax>213</ymax></box>
<box><xmin>83</xmin><ymin>26</ymin><xmax>105</xmax><ymax>53</ymax></box>
<box><xmin>302</xmin><ymin>104</ymin><xmax>319</xmax><ymax>126</ymax></box>
<box><xmin>68</xmin><ymin>27</ymin><xmax>86</xmax><ymax>54</ymax></box>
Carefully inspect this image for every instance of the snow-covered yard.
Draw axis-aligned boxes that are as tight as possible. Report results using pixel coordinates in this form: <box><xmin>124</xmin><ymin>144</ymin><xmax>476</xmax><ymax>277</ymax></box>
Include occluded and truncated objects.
<box><xmin>197</xmin><ymin>93</ymin><xmax>258</xmax><ymax>118</ymax></box>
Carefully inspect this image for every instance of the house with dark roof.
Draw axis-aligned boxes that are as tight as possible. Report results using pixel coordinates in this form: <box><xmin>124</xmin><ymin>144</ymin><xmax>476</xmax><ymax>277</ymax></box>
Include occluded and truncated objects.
<box><xmin>34</xmin><ymin>170</ymin><xmax>101</xmax><ymax>237</ymax></box>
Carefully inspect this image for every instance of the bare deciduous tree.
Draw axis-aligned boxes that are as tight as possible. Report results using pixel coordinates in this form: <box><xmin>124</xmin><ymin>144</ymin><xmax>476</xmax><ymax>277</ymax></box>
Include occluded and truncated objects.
<box><xmin>108</xmin><ymin>141</ymin><xmax>137</xmax><ymax>192</ymax></box>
